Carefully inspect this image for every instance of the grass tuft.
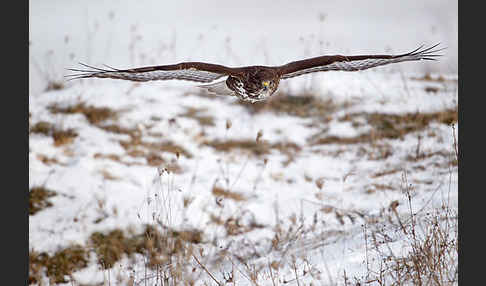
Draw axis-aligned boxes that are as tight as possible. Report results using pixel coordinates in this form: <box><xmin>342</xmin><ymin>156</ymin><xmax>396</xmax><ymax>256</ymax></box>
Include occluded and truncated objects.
<box><xmin>29</xmin><ymin>186</ymin><xmax>57</xmax><ymax>215</ymax></box>
<box><xmin>237</xmin><ymin>93</ymin><xmax>350</xmax><ymax>122</ymax></box>
<box><xmin>204</xmin><ymin>139</ymin><xmax>269</xmax><ymax>156</ymax></box>
<box><xmin>203</xmin><ymin>139</ymin><xmax>300</xmax><ymax>165</ymax></box>
<box><xmin>30</xmin><ymin>121</ymin><xmax>78</xmax><ymax>146</ymax></box>
<box><xmin>29</xmin><ymin>245</ymin><xmax>89</xmax><ymax>284</ymax></box>
<box><xmin>89</xmin><ymin>225</ymin><xmax>202</xmax><ymax>271</ymax></box>
<box><xmin>312</xmin><ymin>108</ymin><xmax>457</xmax><ymax>145</ymax></box>
<box><xmin>212</xmin><ymin>186</ymin><xmax>248</xmax><ymax>202</ymax></box>
<box><xmin>356</xmin><ymin>174</ymin><xmax>458</xmax><ymax>285</ymax></box>
<box><xmin>48</xmin><ymin>102</ymin><xmax>118</xmax><ymax>125</ymax></box>
<box><xmin>45</xmin><ymin>81</ymin><xmax>65</xmax><ymax>91</ymax></box>
<box><xmin>179</xmin><ymin>106</ymin><xmax>215</xmax><ymax>126</ymax></box>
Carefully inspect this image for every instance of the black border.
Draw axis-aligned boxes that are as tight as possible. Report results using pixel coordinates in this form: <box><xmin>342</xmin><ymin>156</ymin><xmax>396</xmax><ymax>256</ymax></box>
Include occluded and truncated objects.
<box><xmin>10</xmin><ymin>0</ymin><xmax>28</xmax><ymax>284</ymax></box>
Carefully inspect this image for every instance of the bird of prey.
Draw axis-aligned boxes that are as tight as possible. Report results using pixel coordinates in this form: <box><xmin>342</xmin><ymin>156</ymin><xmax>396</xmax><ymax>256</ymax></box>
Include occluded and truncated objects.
<box><xmin>67</xmin><ymin>44</ymin><xmax>443</xmax><ymax>103</ymax></box>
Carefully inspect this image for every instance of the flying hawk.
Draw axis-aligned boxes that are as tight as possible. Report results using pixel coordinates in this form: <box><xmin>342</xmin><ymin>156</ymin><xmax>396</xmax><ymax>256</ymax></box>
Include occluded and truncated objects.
<box><xmin>67</xmin><ymin>44</ymin><xmax>443</xmax><ymax>103</ymax></box>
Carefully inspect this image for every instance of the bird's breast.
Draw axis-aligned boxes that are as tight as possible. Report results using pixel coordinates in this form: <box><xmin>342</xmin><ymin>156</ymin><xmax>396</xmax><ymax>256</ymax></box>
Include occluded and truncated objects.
<box><xmin>226</xmin><ymin>76</ymin><xmax>277</xmax><ymax>102</ymax></box>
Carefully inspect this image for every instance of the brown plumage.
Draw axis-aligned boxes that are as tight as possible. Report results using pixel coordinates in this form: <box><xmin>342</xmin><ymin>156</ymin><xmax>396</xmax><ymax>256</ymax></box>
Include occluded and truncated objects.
<box><xmin>67</xmin><ymin>44</ymin><xmax>443</xmax><ymax>103</ymax></box>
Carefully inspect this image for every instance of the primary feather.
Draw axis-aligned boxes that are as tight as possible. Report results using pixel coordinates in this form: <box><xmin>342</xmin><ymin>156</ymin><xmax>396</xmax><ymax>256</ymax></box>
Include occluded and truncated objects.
<box><xmin>66</xmin><ymin>62</ymin><xmax>232</xmax><ymax>83</ymax></box>
<box><xmin>278</xmin><ymin>43</ymin><xmax>444</xmax><ymax>79</ymax></box>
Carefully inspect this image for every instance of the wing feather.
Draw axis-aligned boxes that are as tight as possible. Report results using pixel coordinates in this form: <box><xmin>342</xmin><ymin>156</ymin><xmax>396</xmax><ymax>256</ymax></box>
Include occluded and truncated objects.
<box><xmin>279</xmin><ymin>43</ymin><xmax>444</xmax><ymax>79</ymax></box>
<box><xmin>197</xmin><ymin>80</ymin><xmax>235</xmax><ymax>96</ymax></box>
<box><xmin>66</xmin><ymin>62</ymin><xmax>237</xmax><ymax>83</ymax></box>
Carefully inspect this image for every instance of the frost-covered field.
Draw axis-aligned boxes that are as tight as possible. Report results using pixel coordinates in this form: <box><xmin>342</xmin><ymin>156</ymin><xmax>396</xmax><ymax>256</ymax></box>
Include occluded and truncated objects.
<box><xmin>29</xmin><ymin>1</ymin><xmax>458</xmax><ymax>285</ymax></box>
<box><xmin>29</xmin><ymin>72</ymin><xmax>458</xmax><ymax>285</ymax></box>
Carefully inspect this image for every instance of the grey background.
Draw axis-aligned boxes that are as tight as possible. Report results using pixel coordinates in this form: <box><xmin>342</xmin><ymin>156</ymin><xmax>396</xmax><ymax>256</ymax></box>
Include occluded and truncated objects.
<box><xmin>29</xmin><ymin>0</ymin><xmax>457</xmax><ymax>94</ymax></box>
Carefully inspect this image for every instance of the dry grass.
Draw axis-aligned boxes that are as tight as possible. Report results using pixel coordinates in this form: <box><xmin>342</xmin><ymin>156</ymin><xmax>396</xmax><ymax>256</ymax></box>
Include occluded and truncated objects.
<box><xmin>371</xmin><ymin>168</ymin><xmax>402</xmax><ymax>178</ymax></box>
<box><xmin>87</xmin><ymin>119</ymin><xmax>189</xmax><ymax>170</ymax></box>
<box><xmin>204</xmin><ymin>139</ymin><xmax>269</xmax><ymax>156</ymax></box>
<box><xmin>51</xmin><ymin>129</ymin><xmax>78</xmax><ymax>146</ymax></box>
<box><xmin>29</xmin><ymin>250</ymin><xmax>46</xmax><ymax>285</ymax></box>
<box><xmin>29</xmin><ymin>245</ymin><xmax>89</xmax><ymax>284</ymax></box>
<box><xmin>237</xmin><ymin>93</ymin><xmax>351</xmax><ymax>122</ymax></box>
<box><xmin>29</xmin><ymin>186</ymin><xmax>57</xmax><ymax>215</ymax></box>
<box><xmin>30</xmin><ymin>121</ymin><xmax>54</xmax><ymax>135</ymax></box>
<box><xmin>45</xmin><ymin>101</ymin><xmax>189</xmax><ymax>169</ymax></box>
<box><xmin>363</xmin><ymin>210</ymin><xmax>458</xmax><ymax>285</ymax></box>
<box><xmin>99</xmin><ymin>169</ymin><xmax>120</xmax><ymax>181</ymax></box>
<box><xmin>93</xmin><ymin>152</ymin><xmax>124</xmax><ymax>162</ymax></box>
<box><xmin>312</xmin><ymin>108</ymin><xmax>457</xmax><ymax>145</ymax></box>
<box><xmin>145</xmin><ymin>152</ymin><xmax>166</xmax><ymax>166</ymax></box>
<box><xmin>45</xmin><ymin>81</ymin><xmax>65</xmax><ymax>91</ymax></box>
<box><xmin>30</xmin><ymin>121</ymin><xmax>78</xmax><ymax>146</ymax></box>
<box><xmin>90</xmin><ymin>228</ymin><xmax>136</xmax><ymax>269</ymax></box>
<box><xmin>90</xmin><ymin>225</ymin><xmax>202</xmax><ymax>271</ymax></box>
<box><xmin>203</xmin><ymin>138</ymin><xmax>301</xmax><ymax>165</ymax></box>
<box><xmin>365</xmin><ymin>183</ymin><xmax>397</xmax><ymax>194</ymax></box>
<box><xmin>119</xmin><ymin>136</ymin><xmax>192</xmax><ymax>159</ymax></box>
<box><xmin>179</xmin><ymin>106</ymin><xmax>215</xmax><ymax>127</ymax></box>
<box><xmin>170</xmin><ymin>229</ymin><xmax>203</xmax><ymax>244</ymax></box>
<box><xmin>357</xmin><ymin>175</ymin><xmax>458</xmax><ymax>285</ymax></box>
<box><xmin>212</xmin><ymin>186</ymin><xmax>248</xmax><ymax>202</ymax></box>
<box><xmin>208</xmin><ymin>185</ymin><xmax>264</xmax><ymax>236</ymax></box>
<box><xmin>394</xmin><ymin>211</ymin><xmax>457</xmax><ymax>284</ymax></box>
<box><xmin>29</xmin><ymin>201</ymin><xmax>207</xmax><ymax>285</ymax></box>
<box><xmin>97</xmin><ymin>124</ymin><xmax>139</xmax><ymax>136</ymax></box>
<box><xmin>410</xmin><ymin>73</ymin><xmax>455</xmax><ymax>83</ymax></box>
<box><xmin>36</xmin><ymin>154</ymin><xmax>63</xmax><ymax>166</ymax></box>
<box><xmin>424</xmin><ymin>86</ymin><xmax>440</xmax><ymax>93</ymax></box>
<box><xmin>118</xmin><ymin>136</ymin><xmax>189</xmax><ymax>172</ymax></box>
<box><xmin>209</xmin><ymin>213</ymin><xmax>265</xmax><ymax>236</ymax></box>
<box><xmin>29</xmin><ymin>224</ymin><xmax>205</xmax><ymax>284</ymax></box>
<box><xmin>48</xmin><ymin>102</ymin><xmax>118</xmax><ymax>125</ymax></box>
<box><xmin>93</xmin><ymin>152</ymin><xmax>140</xmax><ymax>167</ymax></box>
<box><xmin>406</xmin><ymin>150</ymin><xmax>456</xmax><ymax>163</ymax></box>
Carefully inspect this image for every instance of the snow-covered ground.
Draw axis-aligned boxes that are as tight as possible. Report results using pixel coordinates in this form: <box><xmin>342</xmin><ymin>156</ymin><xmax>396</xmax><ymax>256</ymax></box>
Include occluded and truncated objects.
<box><xmin>29</xmin><ymin>1</ymin><xmax>458</xmax><ymax>285</ymax></box>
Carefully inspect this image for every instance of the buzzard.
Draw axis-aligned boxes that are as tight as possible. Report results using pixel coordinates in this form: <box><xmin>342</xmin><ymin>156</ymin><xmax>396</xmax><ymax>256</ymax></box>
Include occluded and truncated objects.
<box><xmin>67</xmin><ymin>44</ymin><xmax>443</xmax><ymax>103</ymax></box>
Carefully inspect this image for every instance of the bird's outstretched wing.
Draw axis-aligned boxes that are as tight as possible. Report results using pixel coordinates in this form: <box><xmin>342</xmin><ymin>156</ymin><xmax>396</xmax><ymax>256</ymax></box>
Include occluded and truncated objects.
<box><xmin>278</xmin><ymin>43</ymin><xmax>444</xmax><ymax>79</ymax></box>
<box><xmin>197</xmin><ymin>80</ymin><xmax>235</xmax><ymax>96</ymax></box>
<box><xmin>66</xmin><ymin>62</ymin><xmax>238</xmax><ymax>83</ymax></box>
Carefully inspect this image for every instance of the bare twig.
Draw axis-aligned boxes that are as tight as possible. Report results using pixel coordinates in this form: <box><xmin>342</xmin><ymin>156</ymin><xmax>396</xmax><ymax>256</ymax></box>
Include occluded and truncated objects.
<box><xmin>451</xmin><ymin>123</ymin><xmax>458</xmax><ymax>162</ymax></box>
<box><xmin>193</xmin><ymin>254</ymin><xmax>222</xmax><ymax>286</ymax></box>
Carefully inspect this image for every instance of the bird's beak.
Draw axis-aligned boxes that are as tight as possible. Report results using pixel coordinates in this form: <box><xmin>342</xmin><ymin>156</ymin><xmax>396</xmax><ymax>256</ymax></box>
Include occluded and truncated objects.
<box><xmin>263</xmin><ymin>81</ymin><xmax>270</xmax><ymax>87</ymax></box>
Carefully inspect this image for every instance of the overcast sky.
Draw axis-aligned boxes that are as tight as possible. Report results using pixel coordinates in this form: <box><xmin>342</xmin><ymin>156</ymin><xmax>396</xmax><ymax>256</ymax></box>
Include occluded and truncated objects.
<box><xmin>29</xmin><ymin>0</ymin><xmax>457</xmax><ymax>94</ymax></box>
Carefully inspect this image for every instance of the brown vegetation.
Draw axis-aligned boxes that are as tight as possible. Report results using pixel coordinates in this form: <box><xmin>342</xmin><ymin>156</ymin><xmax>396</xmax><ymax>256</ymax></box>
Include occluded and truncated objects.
<box><xmin>29</xmin><ymin>245</ymin><xmax>88</xmax><ymax>284</ymax></box>
<box><xmin>30</xmin><ymin>121</ymin><xmax>78</xmax><ymax>146</ymax></box>
<box><xmin>237</xmin><ymin>93</ymin><xmax>351</xmax><ymax>122</ymax></box>
<box><xmin>203</xmin><ymin>138</ymin><xmax>300</xmax><ymax>166</ymax></box>
<box><xmin>179</xmin><ymin>106</ymin><xmax>215</xmax><ymax>126</ymax></box>
<box><xmin>29</xmin><ymin>186</ymin><xmax>57</xmax><ymax>215</ymax></box>
<box><xmin>312</xmin><ymin>108</ymin><xmax>457</xmax><ymax>145</ymax></box>
<box><xmin>48</xmin><ymin>102</ymin><xmax>118</xmax><ymax>125</ymax></box>
<box><xmin>212</xmin><ymin>186</ymin><xmax>248</xmax><ymax>202</ymax></box>
<box><xmin>358</xmin><ymin>190</ymin><xmax>458</xmax><ymax>285</ymax></box>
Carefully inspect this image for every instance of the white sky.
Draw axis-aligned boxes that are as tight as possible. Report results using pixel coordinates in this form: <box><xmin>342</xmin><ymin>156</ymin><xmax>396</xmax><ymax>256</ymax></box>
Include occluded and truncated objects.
<box><xmin>29</xmin><ymin>0</ymin><xmax>457</xmax><ymax>93</ymax></box>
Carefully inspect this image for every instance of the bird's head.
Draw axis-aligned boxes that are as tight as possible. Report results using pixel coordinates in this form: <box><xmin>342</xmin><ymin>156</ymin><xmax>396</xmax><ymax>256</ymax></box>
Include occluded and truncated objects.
<box><xmin>262</xmin><ymin>80</ymin><xmax>270</xmax><ymax>90</ymax></box>
<box><xmin>261</xmin><ymin>79</ymin><xmax>278</xmax><ymax>92</ymax></box>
